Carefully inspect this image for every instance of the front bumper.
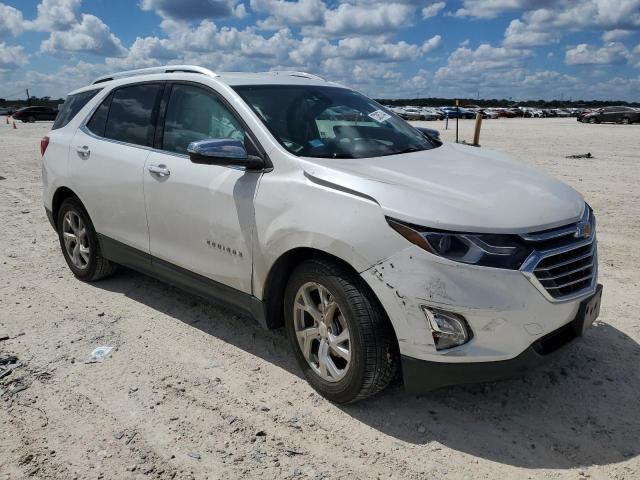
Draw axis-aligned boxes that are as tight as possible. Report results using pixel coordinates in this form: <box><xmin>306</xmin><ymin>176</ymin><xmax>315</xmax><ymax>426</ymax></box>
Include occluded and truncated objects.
<box><xmin>402</xmin><ymin>284</ymin><xmax>602</xmax><ymax>392</ymax></box>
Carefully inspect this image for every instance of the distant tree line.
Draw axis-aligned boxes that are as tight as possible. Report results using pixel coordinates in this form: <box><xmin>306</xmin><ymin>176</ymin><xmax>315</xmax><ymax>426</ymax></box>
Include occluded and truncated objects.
<box><xmin>0</xmin><ymin>96</ymin><xmax>65</xmax><ymax>108</ymax></box>
<box><xmin>376</xmin><ymin>97</ymin><xmax>640</xmax><ymax>108</ymax></box>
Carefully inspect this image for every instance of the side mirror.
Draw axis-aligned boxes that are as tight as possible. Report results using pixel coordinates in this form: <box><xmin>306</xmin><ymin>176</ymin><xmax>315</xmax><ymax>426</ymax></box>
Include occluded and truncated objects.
<box><xmin>416</xmin><ymin>127</ymin><xmax>441</xmax><ymax>143</ymax></box>
<box><xmin>187</xmin><ymin>139</ymin><xmax>264</xmax><ymax>170</ymax></box>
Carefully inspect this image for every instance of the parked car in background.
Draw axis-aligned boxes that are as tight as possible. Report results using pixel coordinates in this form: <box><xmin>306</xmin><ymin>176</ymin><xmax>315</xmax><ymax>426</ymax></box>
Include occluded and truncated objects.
<box><xmin>553</xmin><ymin>109</ymin><xmax>571</xmax><ymax>117</ymax></box>
<box><xmin>522</xmin><ymin>108</ymin><xmax>544</xmax><ymax>118</ymax></box>
<box><xmin>398</xmin><ymin>106</ymin><xmax>424</xmax><ymax>120</ymax></box>
<box><xmin>441</xmin><ymin>107</ymin><xmax>475</xmax><ymax>119</ymax></box>
<box><xmin>482</xmin><ymin>109</ymin><xmax>499</xmax><ymax>119</ymax></box>
<box><xmin>579</xmin><ymin>106</ymin><xmax>640</xmax><ymax>124</ymax></box>
<box><xmin>12</xmin><ymin>106</ymin><xmax>58</xmax><ymax>122</ymax></box>
<box><xmin>418</xmin><ymin>107</ymin><xmax>442</xmax><ymax>120</ymax></box>
<box><xmin>494</xmin><ymin>108</ymin><xmax>517</xmax><ymax>118</ymax></box>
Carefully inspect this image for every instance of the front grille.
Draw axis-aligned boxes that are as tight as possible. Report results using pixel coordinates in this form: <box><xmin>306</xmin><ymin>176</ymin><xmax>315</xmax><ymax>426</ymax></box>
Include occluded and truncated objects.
<box><xmin>533</xmin><ymin>242</ymin><xmax>596</xmax><ymax>299</ymax></box>
<box><xmin>520</xmin><ymin>206</ymin><xmax>597</xmax><ymax>301</ymax></box>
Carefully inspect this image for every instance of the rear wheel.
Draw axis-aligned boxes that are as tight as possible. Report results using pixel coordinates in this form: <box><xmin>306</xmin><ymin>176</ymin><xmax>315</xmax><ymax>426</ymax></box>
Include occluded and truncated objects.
<box><xmin>57</xmin><ymin>197</ymin><xmax>117</xmax><ymax>282</ymax></box>
<box><xmin>28</xmin><ymin>115</ymin><xmax>35</xmax><ymax>123</ymax></box>
<box><xmin>285</xmin><ymin>258</ymin><xmax>398</xmax><ymax>404</ymax></box>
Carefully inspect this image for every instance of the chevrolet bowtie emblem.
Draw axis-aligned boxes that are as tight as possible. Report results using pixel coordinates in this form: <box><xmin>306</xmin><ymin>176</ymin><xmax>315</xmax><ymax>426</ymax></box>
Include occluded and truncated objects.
<box><xmin>574</xmin><ymin>221</ymin><xmax>592</xmax><ymax>239</ymax></box>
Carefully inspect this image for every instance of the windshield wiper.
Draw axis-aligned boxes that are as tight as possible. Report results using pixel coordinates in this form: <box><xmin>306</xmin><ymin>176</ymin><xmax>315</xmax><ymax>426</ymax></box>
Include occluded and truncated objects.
<box><xmin>383</xmin><ymin>146</ymin><xmax>425</xmax><ymax>156</ymax></box>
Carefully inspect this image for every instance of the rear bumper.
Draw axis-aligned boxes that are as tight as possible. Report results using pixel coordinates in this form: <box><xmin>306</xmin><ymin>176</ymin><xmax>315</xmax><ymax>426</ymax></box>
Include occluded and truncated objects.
<box><xmin>401</xmin><ymin>285</ymin><xmax>602</xmax><ymax>392</ymax></box>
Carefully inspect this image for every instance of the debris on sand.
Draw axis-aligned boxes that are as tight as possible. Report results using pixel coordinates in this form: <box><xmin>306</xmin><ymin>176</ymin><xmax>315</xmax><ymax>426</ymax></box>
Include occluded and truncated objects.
<box><xmin>0</xmin><ymin>354</ymin><xmax>19</xmax><ymax>379</ymax></box>
<box><xmin>566</xmin><ymin>152</ymin><xmax>593</xmax><ymax>159</ymax></box>
<box><xmin>86</xmin><ymin>346</ymin><xmax>113</xmax><ymax>363</ymax></box>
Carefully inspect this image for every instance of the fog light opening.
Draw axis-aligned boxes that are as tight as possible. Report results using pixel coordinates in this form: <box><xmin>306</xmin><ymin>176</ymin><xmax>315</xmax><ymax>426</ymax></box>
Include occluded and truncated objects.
<box><xmin>421</xmin><ymin>306</ymin><xmax>472</xmax><ymax>351</ymax></box>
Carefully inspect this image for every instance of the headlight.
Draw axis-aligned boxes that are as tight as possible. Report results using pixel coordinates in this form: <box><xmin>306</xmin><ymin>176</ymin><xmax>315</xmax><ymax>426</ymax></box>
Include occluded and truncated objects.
<box><xmin>387</xmin><ymin>217</ymin><xmax>531</xmax><ymax>269</ymax></box>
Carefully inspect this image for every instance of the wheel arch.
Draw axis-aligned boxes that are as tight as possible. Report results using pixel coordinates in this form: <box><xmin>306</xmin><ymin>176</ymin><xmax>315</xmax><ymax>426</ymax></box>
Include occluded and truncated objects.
<box><xmin>261</xmin><ymin>247</ymin><xmax>395</xmax><ymax>341</ymax></box>
<box><xmin>51</xmin><ymin>186</ymin><xmax>83</xmax><ymax>230</ymax></box>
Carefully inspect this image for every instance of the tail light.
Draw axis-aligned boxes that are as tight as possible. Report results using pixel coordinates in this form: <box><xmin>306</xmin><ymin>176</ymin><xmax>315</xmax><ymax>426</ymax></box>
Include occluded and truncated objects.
<box><xmin>40</xmin><ymin>136</ymin><xmax>50</xmax><ymax>156</ymax></box>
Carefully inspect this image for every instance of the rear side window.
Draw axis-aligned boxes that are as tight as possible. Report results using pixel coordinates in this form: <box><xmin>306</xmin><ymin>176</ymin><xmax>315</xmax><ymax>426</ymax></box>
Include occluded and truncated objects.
<box><xmin>101</xmin><ymin>83</ymin><xmax>163</xmax><ymax>146</ymax></box>
<box><xmin>52</xmin><ymin>89</ymin><xmax>101</xmax><ymax>130</ymax></box>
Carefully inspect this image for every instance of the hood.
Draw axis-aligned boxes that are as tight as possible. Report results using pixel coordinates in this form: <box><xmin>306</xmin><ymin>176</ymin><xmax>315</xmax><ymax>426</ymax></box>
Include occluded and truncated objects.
<box><xmin>301</xmin><ymin>142</ymin><xmax>584</xmax><ymax>233</ymax></box>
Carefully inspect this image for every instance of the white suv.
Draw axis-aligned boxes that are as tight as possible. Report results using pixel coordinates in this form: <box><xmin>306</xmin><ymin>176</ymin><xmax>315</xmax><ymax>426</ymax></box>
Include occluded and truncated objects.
<box><xmin>42</xmin><ymin>65</ymin><xmax>602</xmax><ymax>403</ymax></box>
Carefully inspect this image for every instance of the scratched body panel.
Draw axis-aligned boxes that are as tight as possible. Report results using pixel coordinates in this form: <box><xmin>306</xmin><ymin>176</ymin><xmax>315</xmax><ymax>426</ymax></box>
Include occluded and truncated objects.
<box><xmin>361</xmin><ymin>245</ymin><xmax>580</xmax><ymax>362</ymax></box>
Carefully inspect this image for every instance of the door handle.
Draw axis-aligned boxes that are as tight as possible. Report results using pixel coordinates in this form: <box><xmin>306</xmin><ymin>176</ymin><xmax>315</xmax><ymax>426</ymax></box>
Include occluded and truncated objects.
<box><xmin>147</xmin><ymin>164</ymin><xmax>171</xmax><ymax>177</ymax></box>
<box><xmin>76</xmin><ymin>145</ymin><xmax>90</xmax><ymax>159</ymax></box>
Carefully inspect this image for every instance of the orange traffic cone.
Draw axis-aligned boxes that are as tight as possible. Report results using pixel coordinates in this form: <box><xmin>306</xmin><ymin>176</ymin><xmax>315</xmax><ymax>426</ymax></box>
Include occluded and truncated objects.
<box><xmin>12</xmin><ymin>121</ymin><xmax>17</xmax><ymax>129</ymax></box>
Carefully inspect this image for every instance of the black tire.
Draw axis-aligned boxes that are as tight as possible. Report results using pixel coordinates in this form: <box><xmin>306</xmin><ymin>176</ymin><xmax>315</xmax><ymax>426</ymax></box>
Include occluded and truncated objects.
<box><xmin>589</xmin><ymin>117</ymin><xmax>597</xmax><ymax>124</ymax></box>
<box><xmin>28</xmin><ymin>116</ymin><xmax>35</xmax><ymax>123</ymax></box>
<box><xmin>57</xmin><ymin>197</ymin><xmax>117</xmax><ymax>282</ymax></box>
<box><xmin>284</xmin><ymin>258</ymin><xmax>398</xmax><ymax>403</ymax></box>
<box><xmin>621</xmin><ymin>117</ymin><xmax>630</xmax><ymax>125</ymax></box>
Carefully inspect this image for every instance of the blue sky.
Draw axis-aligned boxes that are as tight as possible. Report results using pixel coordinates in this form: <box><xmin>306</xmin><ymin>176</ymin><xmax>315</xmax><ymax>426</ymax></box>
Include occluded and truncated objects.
<box><xmin>0</xmin><ymin>0</ymin><xmax>639</xmax><ymax>101</ymax></box>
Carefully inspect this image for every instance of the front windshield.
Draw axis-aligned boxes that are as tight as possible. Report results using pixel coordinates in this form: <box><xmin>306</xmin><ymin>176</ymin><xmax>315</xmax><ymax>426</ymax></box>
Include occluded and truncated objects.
<box><xmin>233</xmin><ymin>85</ymin><xmax>436</xmax><ymax>159</ymax></box>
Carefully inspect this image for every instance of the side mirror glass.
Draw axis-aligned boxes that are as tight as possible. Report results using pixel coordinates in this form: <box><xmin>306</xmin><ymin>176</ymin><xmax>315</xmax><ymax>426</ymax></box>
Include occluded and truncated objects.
<box><xmin>187</xmin><ymin>139</ymin><xmax>263</xmax><ymax>170</ymax></box>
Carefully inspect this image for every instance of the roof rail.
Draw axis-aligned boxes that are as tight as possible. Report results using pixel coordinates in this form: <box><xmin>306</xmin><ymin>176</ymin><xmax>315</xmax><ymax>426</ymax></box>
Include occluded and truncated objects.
<box><xmin>92</xmin><ymin>65</ymin><xmax>219</xmax><ymax>85</ymax></box>
<box><xmin>266</xmin><ymin>71</ymin><xmax>326</xmax><ymax>81</ymax></box>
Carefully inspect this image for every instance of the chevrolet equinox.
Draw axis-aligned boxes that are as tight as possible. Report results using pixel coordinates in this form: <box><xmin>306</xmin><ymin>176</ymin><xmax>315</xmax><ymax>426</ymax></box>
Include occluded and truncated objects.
<box><xmin>42</xmin><ymin>65</ymin><xmax>602</xmax><ymax>403</ymax></box>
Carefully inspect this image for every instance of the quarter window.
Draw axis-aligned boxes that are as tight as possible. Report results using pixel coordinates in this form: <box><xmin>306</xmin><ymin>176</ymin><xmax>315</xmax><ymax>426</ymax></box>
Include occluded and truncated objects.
<box><xmin>162</xmin><ymin>84</ymin><xmax>245</xmax><ymax>155</ymax></box>
<box><xmin>103</xmin><ymin>83</ymin><xmax>163</xmax><ymax>146</ymax></box>
<box><xmin>52</xmin><ymin>88</ymin><xmax>101</xmax><ymax>130</ymax></box>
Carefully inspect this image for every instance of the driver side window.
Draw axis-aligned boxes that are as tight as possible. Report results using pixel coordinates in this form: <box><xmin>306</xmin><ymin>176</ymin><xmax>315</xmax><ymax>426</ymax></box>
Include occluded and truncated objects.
<box><xmin>162</xmin><ymin>84</ymin><xmax>245</xmax><ymax>155</ymax></box>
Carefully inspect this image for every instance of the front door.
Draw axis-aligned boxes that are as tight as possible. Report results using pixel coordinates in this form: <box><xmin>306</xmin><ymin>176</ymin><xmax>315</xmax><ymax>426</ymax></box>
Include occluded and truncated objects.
<box><xmin>143</xmin><ymin>83</ymin><xmax>260</xmax><ymax>294</ymax></box>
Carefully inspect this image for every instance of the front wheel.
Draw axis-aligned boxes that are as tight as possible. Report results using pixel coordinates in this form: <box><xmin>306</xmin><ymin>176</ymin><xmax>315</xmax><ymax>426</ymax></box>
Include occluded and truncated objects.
<box><xmin>57</xmin><ymin>197</ymin><xmax>117</xmax><ymax>282</ymax></box>
<box><xmin>285</xmin><ymin>259</ymin><xmax>398</xmax><ymax>404</ymax></box>
<box><xmin>589</xmin><ymin>117</ymin><xmax>597</xmax><ymax>124</ymax></box>
<box><xmin>621</xmin><ymin>117</ymin><xmax>630</xmax><ymax>125</ymax></box>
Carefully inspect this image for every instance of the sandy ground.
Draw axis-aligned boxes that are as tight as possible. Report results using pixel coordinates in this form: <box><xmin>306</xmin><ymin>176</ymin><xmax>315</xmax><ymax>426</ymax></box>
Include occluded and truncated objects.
<box><xmin>0</xmin><ymin>117</ymin><xmax>639</xmax><ymax>480</ymax></box>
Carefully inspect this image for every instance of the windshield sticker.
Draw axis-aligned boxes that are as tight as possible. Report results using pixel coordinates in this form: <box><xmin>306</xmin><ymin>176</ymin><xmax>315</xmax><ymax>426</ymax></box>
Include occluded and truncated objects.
<box><xmin>368</xmin><ymin>110</ymin><xmax>392</xmax><ymax>123</ymax></box>
<box><xmin>309</xmin><ymin>139</ymin><xmax>324</xmax><ymax>148</ymax></box>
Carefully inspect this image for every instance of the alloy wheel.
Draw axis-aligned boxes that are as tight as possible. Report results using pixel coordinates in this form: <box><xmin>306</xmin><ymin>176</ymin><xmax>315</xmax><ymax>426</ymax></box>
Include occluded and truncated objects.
<box><xmin>293</xmin><ymin>282</ymin><xmax>351</xmax><ymax>382</ymax></box>
<box><xmin>62</xmin><ymin>210</ymin><xmax>90</xmax><ymax>269</ymax></box>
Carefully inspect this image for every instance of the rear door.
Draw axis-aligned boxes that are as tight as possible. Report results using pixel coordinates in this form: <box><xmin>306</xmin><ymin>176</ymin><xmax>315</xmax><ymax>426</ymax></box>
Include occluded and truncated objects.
<box><xmin>143</xmin><ymin>82</ymin><xmax>261</xmax><ymax>294</ymax></box>
<box><xmin>69</xmin><ymin>82</ymin><xmax>164</xmax><ymax>253</ymax></box>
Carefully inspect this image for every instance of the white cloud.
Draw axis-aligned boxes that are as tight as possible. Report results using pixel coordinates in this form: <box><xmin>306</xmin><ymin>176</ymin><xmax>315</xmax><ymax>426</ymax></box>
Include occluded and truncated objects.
<box><xmin>422</xmin><ymin>2</ymin><xmax>446</xmax><ymax>19</ymax></box>
<box><xmin>0</xmin><ymin>42</ymin><xmax>28</xmax><ymax>70</ymax></box>
<box><xmin>602</xmin><ymin>29</ymin><xmax>634</xmax><ymax>41</ymax></box>
<box><xmin>500</xmin><ymin>1</ymin><xmax>640</xmax><ymax>49</ymax></box>
<box><xmin>40</xmin><ymin>14</ymin><xmax>127</xmax><ymax>57</ymax></box>
<box><xmin>565</xmin><ymin>41</ymin><xmax>632</xmax><ymax>65</ymax></box>
<box><xmin>436</xmin><ymin>43</ymin><xmax>531</xmax><ymax>79</ymax></box>
<box><xmin>29</xmin><ymin>0</ymin><xmax>81</xmax><ymax>31</ymax></box>
<box><xmin>0</xmin><ymin>3</ymin><xmax>25</xmax><ymax>37</ymax></box>
<box><xmin>503</xmin><ymin>19</ymin><xmax>559</xmax><ymax>47</ymax></box>
<box><xmin>455</xmin><ymin>0</ymin><xmax>543</xmax><ymax>19</ymax></box>
<box><xmin>251</xmin><ymin>0</ymin><xmax>327</xmax><ymax>29</ymax></box>
<box><xmin>522</xmin><ymin>1</ymin><xmax>640</xmax><ymax>32</ymax></box>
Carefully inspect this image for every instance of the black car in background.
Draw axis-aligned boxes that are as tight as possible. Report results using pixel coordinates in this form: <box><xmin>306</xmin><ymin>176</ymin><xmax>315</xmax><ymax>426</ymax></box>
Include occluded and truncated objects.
<box><xmin>12</xmin><ymin>106</ymin><xmax>58</xmax><ymax>122</ymax></box>
<box><xmin>579</xmin><ymin>106</ymin><xmax>640</xmax><ymax>124</ymax></box>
